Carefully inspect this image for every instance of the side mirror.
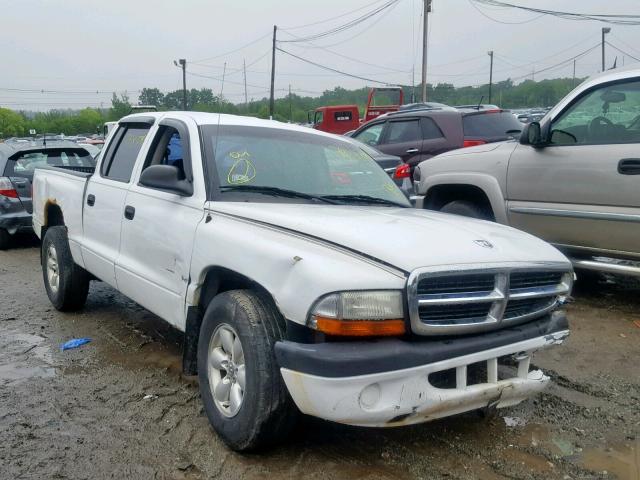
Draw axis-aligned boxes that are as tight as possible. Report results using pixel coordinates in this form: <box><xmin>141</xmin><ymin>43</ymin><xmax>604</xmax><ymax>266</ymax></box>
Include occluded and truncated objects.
<box><xmin>139</xmin><ymin>165</ymin><xmax>193</xmax><ymax>196</ymax></box>
<box><xmin>520</xmin><ymin>121</ymin><xmax>545</xmax><ymax>147</ymax></box>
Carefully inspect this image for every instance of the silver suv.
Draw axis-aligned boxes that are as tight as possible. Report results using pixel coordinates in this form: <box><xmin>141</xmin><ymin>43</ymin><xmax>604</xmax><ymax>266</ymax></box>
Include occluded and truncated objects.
<box><xmin>414</xmin><ymin>67</ymin><xmax>640</xmax><ymax>278</ymax></box>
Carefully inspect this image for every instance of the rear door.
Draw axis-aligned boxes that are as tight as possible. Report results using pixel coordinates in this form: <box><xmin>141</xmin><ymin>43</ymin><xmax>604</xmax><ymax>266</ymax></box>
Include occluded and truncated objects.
<box><xmin>377</xmin><ymin>117</ymin><xmax>423</xmax><ymax>165</ymax></box>
<box><xmin>82</xmin><ymin>121</ymin><xmax>153</xmax><ymax>287</ymax></box>
<box><xmin>115</xmin><ymin>119</ymin><xmax>205</xmax><ymax>328</ymax></box>
<box><xmin>507</xmin><ymin>77</ymin><xmax>640</xmax><ymax>258</ymax></box>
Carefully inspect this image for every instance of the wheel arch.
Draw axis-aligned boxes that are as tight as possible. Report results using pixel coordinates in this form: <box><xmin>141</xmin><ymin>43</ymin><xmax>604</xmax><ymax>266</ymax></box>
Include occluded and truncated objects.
<box><xmin>422</xmin><ymin>174</ymin><xmax>508</xmax><ymax>223</ymax></box>
<box><xmin>182</xmin><ymin>266</ymin><xmax>280</xmax><ymax>375</ymax></box>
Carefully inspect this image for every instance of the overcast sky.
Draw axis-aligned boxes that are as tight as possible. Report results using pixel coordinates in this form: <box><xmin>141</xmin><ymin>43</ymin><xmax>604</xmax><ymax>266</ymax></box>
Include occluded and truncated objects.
<box><xmin>2</xmin><ymin>0</ymin><xmax>640</xmax><ymax>110</ymax></box>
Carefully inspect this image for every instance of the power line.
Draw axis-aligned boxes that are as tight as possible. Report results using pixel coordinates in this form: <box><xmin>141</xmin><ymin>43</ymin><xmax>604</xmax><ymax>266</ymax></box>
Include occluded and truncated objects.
<box><xmin>468</xmin><ymin>0</ymin><xmax>545</xmax><ymax>24</ymax></box>
<box><xmin>282</xmin><ymin>0</ymin><xmax>392</xmax><ymax>30</ymax></box>
<box><xmin>279</xmin><ymin>0</ymin><xmax>401</xmax><ymax>44</ymax></box>
<box><xmin>606</xmin><ymin>42</ymin><xmax>640</xmax><ymax>63</ymax></box>
<box><xmin>192</xmin><ymin>32</ymin><xmax>272</xmax><ymax>63</ymax></box>
<box><xmin>276</xmin><ymin>47</ymin><xmax>397</xmax><ymax>85</ymax></box>
<box><xmin>471</xmin><ymin>0</ymin><xmax>640</xmax><ymax>25</ymax></box>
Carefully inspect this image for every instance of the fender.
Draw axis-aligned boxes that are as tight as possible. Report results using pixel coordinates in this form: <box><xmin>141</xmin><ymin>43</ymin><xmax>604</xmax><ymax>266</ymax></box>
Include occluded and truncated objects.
<box><xmin>420</xmin><ymin>172</ymin><xmax>508</xmax><ymax>224</ymax></box>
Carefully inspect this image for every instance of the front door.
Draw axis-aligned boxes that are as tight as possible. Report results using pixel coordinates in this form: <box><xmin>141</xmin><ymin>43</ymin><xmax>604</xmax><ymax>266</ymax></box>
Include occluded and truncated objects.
<box><xmin>507</xmin><ymin>77</ymin><xmax>640</xmax><ymax>259</ymax></box>
<box><xmin>82</xmin><ymin>123</ymin><xmax>152</xmax><ymax>287</ymax></box>
<box><xmin>115</xmin><ymin>120</ymin><xmax>205</xmax><ymax>329</ymax></box>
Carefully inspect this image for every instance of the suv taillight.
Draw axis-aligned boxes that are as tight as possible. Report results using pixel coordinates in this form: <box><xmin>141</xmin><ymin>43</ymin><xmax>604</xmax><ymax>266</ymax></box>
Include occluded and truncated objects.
<box><xmin>393</xmin><ymin>164</ymin><xmax>411</xmax><ymax>179</ymax></box>
<box><xmin>0</xmin><ymin>177</ymin><xmax>18</xmax><ymax>198</ymax></box>
<box><xmin>463</xmin><ymin>139</ymin><xmax>487</xmax><ymax>148</ymax></box>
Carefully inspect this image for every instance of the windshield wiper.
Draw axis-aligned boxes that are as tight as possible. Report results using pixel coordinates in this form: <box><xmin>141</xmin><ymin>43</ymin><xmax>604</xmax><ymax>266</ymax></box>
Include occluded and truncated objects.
<box><xmin>220</xmin><ymin>185</ymin><xmax>339</xmax><ymax>204</ymax></box>
<box><xmin>320</xmin><ymin>194</ymin><xmax>409</xmax><ymax>208</ymax></box>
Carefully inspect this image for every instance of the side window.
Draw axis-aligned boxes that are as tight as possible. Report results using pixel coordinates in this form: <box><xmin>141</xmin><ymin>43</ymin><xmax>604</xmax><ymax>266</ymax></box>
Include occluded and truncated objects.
<box><xmin>353</xmin><ymin>123</ymin><xmax>384</xmax><ymax>146</ymax></box>
<box><xmin>102</xmin><ymin>125</ymin><xmax>150</xmax><ymax>182</ymax></box>
<box><xmin>551</xmin><ymin>79</ymin><xmax>640</xmax><ymax>145</ymax></box>
<box><xmin>421</xmin><ymin>117</ymin><xmax>444</xmax><ymax>140</ymax></box>
<box><xmin>314</xmin><ymin>111</ymin><xmax>324</xmax><ymax>126</ymax></box>
<box><xmin>386</xmin><ymin>120</ymin><xmax>421</xmax><ymax>144</ymax></box>
<box><xmin>141</xmin><ymin>126</ymin><xmax>185</xmax><ymax>178</ymax></box>
<box><xmin>333</xmin><ymin>110</ymin><xmax>353</xmax><ymax>122</ymax></box>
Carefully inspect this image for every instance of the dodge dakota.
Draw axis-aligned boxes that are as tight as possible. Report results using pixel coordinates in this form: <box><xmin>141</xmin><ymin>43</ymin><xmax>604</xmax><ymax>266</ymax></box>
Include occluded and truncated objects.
<box><xmin>33</xmin><ymin>112</ymin><xmax>572</xmax><ymax>451</ymax></box>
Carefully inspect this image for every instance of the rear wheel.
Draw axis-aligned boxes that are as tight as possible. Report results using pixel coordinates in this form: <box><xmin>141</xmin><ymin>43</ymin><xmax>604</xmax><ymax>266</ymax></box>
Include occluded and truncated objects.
<box><xmin>440</xmin><ymin>200</ymin><xmax>492</xmax><ymax>220</ymax></box>
<box><xmin>197</xmin><ymin>289</ymin><xmax>297</xmax><ymax>451</ymax></box>
<box><xmin>0</xmin><ymin>228</ymin><xmax>11</xmax><ymax>250</ymax></box>
<box><xmin>42</xmin><ymin>226</ymin><xmax>90</xmax><ymax>311</ymax></box>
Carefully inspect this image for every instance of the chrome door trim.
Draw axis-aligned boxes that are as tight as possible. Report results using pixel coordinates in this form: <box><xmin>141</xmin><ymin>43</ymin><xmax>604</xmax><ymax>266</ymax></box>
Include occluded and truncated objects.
<box><xmin>509</xmin><ymin>206</ymin><xmax>640</xmax><ymax>224</ymax></box>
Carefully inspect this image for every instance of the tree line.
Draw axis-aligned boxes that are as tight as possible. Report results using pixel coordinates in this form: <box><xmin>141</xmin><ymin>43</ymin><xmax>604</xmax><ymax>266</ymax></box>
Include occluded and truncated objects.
<box><xmin>0</xmin><ymin>77</ymin><xmax>583</xmax><ymax>138</ymax></box>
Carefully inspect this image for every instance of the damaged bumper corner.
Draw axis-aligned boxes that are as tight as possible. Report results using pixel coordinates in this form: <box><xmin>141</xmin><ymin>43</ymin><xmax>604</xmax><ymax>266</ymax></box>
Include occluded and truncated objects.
<box><xmin>277</xmin><ymin>315</ymin><xmax>569</xmax><ymax>427</ymax></box>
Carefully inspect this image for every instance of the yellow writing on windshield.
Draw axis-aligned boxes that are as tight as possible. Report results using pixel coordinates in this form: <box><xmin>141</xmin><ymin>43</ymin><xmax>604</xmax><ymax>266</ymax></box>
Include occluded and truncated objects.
<box><xmin>227</xmin><ymin>151</ymin><xmax>256</xmax><ymax>184</ymax></box>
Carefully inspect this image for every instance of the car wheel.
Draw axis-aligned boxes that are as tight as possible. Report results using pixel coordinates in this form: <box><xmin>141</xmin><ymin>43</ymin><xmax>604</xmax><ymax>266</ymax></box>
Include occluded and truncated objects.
<box><xmin>42</xmin><ymin>226</ymin><xmax>90</xmax><ymax>311</ymax></box>
<box><xmin>440</xmin><ymin>200</ymin><xmax>492</xmax><ymax>220</ymax></box>
<box><xmin>0</xmin><ymin>228</ymin><xmax>10</xmax><ymax>250</ymax></box>
<box><xmin>197</xmin><ymin>289</ymin><xmax>297</xmax><ymax>451</ymax></box>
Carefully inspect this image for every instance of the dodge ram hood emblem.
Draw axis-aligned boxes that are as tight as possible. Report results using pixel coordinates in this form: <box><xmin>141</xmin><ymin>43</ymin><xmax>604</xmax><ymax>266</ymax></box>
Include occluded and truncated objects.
<box><xmin>474</xmin><ymin>239</ymin><xmax>494</xmax><ymax>249</ymax></box>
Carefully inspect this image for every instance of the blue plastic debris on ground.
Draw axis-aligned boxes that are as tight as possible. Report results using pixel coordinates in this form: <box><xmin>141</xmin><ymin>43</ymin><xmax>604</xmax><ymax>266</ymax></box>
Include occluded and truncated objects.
<box><xmin>60</xmin><ymin>338</ymin><xmax>92</xmax><ymax>351</ymax></box>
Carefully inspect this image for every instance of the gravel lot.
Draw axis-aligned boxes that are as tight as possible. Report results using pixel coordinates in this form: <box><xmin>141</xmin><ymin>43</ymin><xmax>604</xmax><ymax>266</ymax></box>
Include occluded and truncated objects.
<box><xmin>1</xmin><ymin>239</ymin><xmax>638</xmax><ymax>480</ymax></box>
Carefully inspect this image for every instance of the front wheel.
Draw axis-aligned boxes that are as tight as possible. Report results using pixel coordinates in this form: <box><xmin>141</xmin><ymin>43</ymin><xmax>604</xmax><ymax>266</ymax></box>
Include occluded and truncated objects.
<box><xmin>197</xmin><ymin>290</ymin><xmax>297</xmax><ymax>451</ymax></box>
<box><xmin>42</xmin><ymin>226</ymin><xmax>90</xmax><ymax>311</ymax></box>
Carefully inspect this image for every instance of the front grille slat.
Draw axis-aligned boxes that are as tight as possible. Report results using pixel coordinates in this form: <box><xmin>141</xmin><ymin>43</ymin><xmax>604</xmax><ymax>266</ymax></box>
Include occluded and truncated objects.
<box><xmin>412</xmin><ymin>268</ymin><xmax>569</xmax><ymax>334</ymax></box>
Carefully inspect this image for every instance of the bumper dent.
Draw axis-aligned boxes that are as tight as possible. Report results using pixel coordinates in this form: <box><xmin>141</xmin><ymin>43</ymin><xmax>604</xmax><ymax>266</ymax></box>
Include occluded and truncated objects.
<box><xmin>280</xmin><ymin>330</ymin><xmax>568</xmax><ymax>427</ymax></box>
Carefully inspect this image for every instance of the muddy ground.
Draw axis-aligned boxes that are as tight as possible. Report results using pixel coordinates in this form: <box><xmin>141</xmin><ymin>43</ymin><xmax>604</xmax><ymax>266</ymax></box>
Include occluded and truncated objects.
<box><xmin>1</xmin><ymin>240</ymin><xmax>638</xmax><ymax>480</ymax></box>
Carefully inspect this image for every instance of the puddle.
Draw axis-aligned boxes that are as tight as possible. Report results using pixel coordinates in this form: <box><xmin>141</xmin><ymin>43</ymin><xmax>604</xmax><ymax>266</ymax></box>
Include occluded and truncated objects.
<box><xmin>581</xmin><ymin>441</ymin><xmax>640</xmax><ymax>480</ymax></box>
<box><xmin>0</xmin><ymin>331</ymin><xmax>56</xmax><ymax>384</ymax></box>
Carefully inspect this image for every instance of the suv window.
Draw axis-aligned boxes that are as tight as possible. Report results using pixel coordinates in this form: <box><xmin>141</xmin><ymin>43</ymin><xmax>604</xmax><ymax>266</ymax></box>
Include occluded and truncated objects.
<box><xmin>422</xmin><ymin>117</ymin><xmax>444</xmax><ymax>140</ymax></box>
<box><xmin>462</xmin><ymin>112</ymin><xmax>523</xmax><ymax>140</ymax></box>
<box><xmin>102</xmin><ymin>125</ymin><xmax>150</xmax><ymax>182</ymax></box>
<box><xmin>5</xmin><ymin>149</ymin><xmax>94</xmax><ymax>179</ymax></box>
<box><xmin>551</xmin><ymin>79</ymin><xmax>640</xmax><ymax>145</ymax></box>
<box><xmin>386</xmin><ymin>120</ymin><xmax>420</xmax><ymax>144</ymax></box>
<box><xmin>353</xmin><ymin>123</ymin><xmax>384</xmax><ymax>146</ymax></box>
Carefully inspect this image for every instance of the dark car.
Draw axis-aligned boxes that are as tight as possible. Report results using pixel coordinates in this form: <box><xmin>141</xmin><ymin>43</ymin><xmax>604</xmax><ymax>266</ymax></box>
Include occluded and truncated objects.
<box><xmin>0</xmin><ymin>141</ymin><xmax>94</xmax><ymax>249</ymax></box>
<box><xmin>349</xmin><ymin>106</ymin><xmax>523</xmax><ymax>170</ymax></box>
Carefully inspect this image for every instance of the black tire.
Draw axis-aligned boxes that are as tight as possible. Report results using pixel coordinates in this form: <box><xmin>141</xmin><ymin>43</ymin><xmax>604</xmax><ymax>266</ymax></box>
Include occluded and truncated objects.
<box><xmin>440</xmin><ymin>200</ymin><xmax>492</xmax><ymax>220</ymax></box>
<box><xmin>0</xmin><ymin>228</ymin><xmax>11</xmax><ymax>250</ymax></box>
<box><xmin>41</xmin><ymin>226</ymin><xmax>90</xmax><ymax>311</ymax></box>
<box><xmin>197</xmin><ymin>289</ymin><xmax>297</xmax><ymax>451</ymax></box>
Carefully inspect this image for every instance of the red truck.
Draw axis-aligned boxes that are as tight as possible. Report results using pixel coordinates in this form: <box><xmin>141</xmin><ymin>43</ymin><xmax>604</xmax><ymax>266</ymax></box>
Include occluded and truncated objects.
<box><xmin>310</xmin><ymin>87</ymin><xmax>404</xmax><ymax>135</ymax></box>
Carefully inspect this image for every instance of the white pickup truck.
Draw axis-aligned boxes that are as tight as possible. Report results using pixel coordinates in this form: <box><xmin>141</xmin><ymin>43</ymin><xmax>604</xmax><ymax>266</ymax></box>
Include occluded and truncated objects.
<box><xmin>33</xmin><ymin>112</ymin><xmax>573</xmax><ymax>451</ymax></box>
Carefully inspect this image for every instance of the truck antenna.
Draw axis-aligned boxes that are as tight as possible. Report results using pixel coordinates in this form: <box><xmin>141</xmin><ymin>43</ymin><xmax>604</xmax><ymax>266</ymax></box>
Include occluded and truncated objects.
<box><xmin>476</xmin><ymin>95</ymin><xmax>484</xmax><ymax>111</ymax></box>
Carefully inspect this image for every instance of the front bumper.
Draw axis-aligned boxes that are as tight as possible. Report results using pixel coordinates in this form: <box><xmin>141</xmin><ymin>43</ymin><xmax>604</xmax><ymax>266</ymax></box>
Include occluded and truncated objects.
<box><xmin>276</xmin><ymin>313</ymin><xmax>568</xmax><ymax>427</ymax></box>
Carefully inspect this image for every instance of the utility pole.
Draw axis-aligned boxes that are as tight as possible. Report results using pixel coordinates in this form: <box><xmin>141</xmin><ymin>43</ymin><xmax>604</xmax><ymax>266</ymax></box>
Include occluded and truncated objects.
<box><xmin>174</xmin><ymin>59</ymin><xmax>187</xmax><ymax>110</ymax></box>
<box><xmin>219</xmin><ymin>62</ymin><xmax>227</xmax><ymax>100</ymax></box>
<box><xmin>288</xmin><ymin>85</ymin><xmax>292</xmax><ymax>123</ymax></box>
<box><xmin>602</xmin><ymin>27</ymin><xmax>611</xmax><ymax>72</ymax></box>
<box><xmin>572</xmin><ymin>59</ymin><xmax>576</xmax><ymax>87</ymax></box>
<box><xmin>421</xmin><ymin>0</ymin><xmax>432</xmax><ymax>102</ymax></box>
<box><xmin>243</xmin><ymin>58</ymin><xmax>248</xmax><ymax>108</ymax></box>
<box><xmin>269</xmin><ymin>25</ymin><xmax>277</xmax><ymax>119</ymax></box>
<box><xmin>488</xmin><ymin>50</ymin><xmax>494</xmax><ymax>104</ymax></box>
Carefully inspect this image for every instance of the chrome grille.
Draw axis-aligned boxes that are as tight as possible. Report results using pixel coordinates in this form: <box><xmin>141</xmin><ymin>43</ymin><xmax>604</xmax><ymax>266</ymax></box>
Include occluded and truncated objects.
<box><xmin>408</xmin><ymin>263</ymin><xmax>573</xmax><ymax>335</ymax></box>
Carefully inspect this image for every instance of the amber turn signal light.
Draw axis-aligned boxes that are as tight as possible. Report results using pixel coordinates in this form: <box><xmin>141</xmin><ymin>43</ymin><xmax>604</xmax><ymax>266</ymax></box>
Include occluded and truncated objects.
<box><xmin>314</xmin><ymin>316</ymin><xmax>406</xmax><ymax>337</ymax></box>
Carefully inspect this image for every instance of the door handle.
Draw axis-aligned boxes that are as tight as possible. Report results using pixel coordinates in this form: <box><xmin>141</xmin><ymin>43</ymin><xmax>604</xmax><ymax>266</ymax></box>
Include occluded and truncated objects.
<box><xmin>86</xmin><ymin>194</ymin><xmax>95</xmax><ymax>206</ymax></box>
<box><xmin>406</xmin><ymin>148</ymin><xmax>419</xmax><ymax>154</ymax></box>
<box><xmin>618</xmin><ymin>158</ymin><xmax>640</xmax><ymax>175</ymax></box>
<box><xmin>124</xmin><ymin>205</ymin><xmax>135</xmax><ymax>220</ymax></box>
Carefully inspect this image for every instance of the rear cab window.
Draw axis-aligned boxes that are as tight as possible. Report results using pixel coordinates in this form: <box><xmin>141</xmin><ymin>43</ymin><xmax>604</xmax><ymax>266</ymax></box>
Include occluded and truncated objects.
<box><xmin>101</xmin><ymin>124</ymin><xmax>151</xmax><ymax>182</ymax></box>
<box><xmin>462</xmin><ymin>112</ymin><xmax>523</xmax><ymax>140</ymax></box>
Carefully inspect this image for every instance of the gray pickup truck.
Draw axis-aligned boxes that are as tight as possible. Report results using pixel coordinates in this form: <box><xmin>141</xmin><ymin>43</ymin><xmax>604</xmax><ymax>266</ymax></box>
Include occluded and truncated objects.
<box><xmin>414</xmin><ymin>67</ymin><xmax>640</xmax><ymax>278</ymax></box>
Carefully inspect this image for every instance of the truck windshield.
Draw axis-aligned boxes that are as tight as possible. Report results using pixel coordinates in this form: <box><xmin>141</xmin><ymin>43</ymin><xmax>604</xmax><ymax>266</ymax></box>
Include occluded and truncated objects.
<box><xmin>203</xmin><ymin>125</ymin><xmax>410</xmax><ymax>207</ymax></box>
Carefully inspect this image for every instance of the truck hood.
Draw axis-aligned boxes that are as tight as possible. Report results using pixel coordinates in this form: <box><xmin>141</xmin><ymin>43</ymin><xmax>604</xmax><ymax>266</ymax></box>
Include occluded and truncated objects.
<box><xmin>209</xmin><ymin>202</ymin><xmax>569</xmax><ymax>273</ymax></box>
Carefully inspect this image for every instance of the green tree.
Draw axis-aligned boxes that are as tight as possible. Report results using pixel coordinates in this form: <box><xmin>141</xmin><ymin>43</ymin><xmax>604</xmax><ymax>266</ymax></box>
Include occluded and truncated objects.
<box><xmin>138</xmin><ymin>88</ymin><xmax>164</xmax><ymax>108</ymax></box>
<box><xmin>0</xmin><ymin>108</ymin><xmax>26</xmax><ymax>138</ymax></box>
<box><xmin>109</xmin><ymin>92</ymin><xmax>131</xmax><ymax>120</ymax></box>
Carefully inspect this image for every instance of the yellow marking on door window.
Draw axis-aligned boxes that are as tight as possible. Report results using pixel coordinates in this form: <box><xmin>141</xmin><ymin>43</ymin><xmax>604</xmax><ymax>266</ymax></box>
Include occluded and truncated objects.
<box><xmin>227</xmin><ymin>151</ymin><xmax>256</xmax><ymax>184</ymax></box>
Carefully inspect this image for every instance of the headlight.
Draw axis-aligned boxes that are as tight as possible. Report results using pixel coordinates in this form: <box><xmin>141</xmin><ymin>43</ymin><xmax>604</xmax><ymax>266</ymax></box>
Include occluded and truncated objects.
<box><xmin>308</xmin><ymin>290</ymin><xmax>405</xmax><ymax>337</ymax></box>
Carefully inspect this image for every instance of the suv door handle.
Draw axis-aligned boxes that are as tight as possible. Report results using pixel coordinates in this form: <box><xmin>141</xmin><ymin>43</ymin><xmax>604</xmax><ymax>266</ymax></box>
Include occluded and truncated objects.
<box><xmin>406</xmin><ymin>148</ymin><xmax>419</xmax><ymax>154</ymax></box>
<box><xmin>86</xmin><ymin>194</ymin><xmax>95</xmax><ymax>206</ymax></box>
<box><xmin>124</xmin><ymin>205</ymin><xmax>135</xmax><ymax>220</ymax></box>
<box><xmin>618</xmin><ymin>158</ymin><xmax>640</xmax><ymax>175</ymax></box>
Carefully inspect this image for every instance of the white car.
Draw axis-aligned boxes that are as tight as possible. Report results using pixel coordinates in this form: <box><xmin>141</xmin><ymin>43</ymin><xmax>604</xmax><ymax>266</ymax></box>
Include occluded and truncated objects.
<box><xmin>32</xmin><ymin>112</ymin><xmax>572</xmax><ymax>451</ymax></box>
